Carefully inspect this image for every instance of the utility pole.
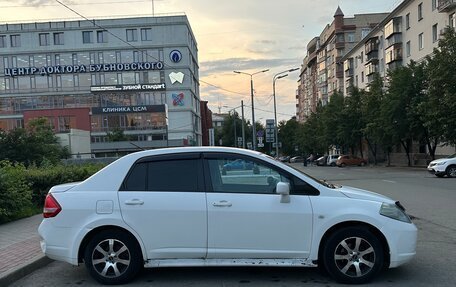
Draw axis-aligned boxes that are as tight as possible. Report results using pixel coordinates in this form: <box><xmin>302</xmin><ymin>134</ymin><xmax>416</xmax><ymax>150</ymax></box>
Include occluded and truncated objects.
<box><xmin>241</xmin><ymin>100</ymin><xmax>245</xmax><ymax>148</ymax></box>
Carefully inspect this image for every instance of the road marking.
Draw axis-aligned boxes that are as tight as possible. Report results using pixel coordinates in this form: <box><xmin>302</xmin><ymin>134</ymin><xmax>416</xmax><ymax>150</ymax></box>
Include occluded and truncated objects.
<box><xmin>382</xmin><ymin>180</ymin><xmax>396</xmax><ymax>183</ymax></box>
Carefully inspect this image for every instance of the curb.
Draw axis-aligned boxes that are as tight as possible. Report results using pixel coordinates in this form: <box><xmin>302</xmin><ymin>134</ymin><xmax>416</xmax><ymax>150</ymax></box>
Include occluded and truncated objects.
<box><xmin>0</xmin><ymin>255</ymin><xmax>53</xmax><ymax>287</ymax></box>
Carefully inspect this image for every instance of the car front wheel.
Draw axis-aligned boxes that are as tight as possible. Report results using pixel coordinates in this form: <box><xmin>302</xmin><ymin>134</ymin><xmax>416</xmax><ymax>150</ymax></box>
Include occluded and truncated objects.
<box><xmin>446</xmin><ymin>165</ymin><xmax>456</xmax><ymax>178</ymax></box>
<box><xmin>323</xmin><ymin>227</ymin><xmax>384</xmax><ymax>284</ymax></box>
<box><xmin>84</xmin><ymin>230</ymin><xmax>142</xmax><ymax>285</ymax></box>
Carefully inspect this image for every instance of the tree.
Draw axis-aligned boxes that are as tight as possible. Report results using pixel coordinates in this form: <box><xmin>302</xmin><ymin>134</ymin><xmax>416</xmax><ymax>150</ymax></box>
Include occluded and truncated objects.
<box><xmin>425</xmin><ymin>28</ymin><xmax>456</xmax><ymax>145</ymax></box>
<box><xmin>0</xmin><ymin>118</ymin><xmax>66</xmax><ymax>166</ymax></box>
<box><xmin>278</xmin><ymin>118</ymin><xmax>301</xmax><ymax>156</ymax></box>
<box><xmin>107</xmin><ymin>128</ymin><xmax>128</xmax><ymax>142</ymax></box>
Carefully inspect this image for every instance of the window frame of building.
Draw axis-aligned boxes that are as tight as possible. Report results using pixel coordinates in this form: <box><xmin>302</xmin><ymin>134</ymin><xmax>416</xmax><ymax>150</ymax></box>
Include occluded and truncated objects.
<box><xmin>432</xmin><ymin>24</ymin><xmax>438</xmax><ymax>43</ymax></box>
<box><xmin>361</xmin><ymin>28</ymin><xmax>371</xmax><ymax>39</ymax></box>
<box><xmin>406</xmin><ymin>13</ymin><xmax>410</xmax><ymax>30</ymax></box>
<box><xmin>82</xmin><ymin>31</ymin><xmax>93</xmax><ymax>44</ymax></box>
<box><xmin>450</xmin><ymin>13</ymin><xmax>456</xmax><ymax>29</ymax></box>
<box><xmin>360</xmin><ymin>52</ymin><xmax>364</xmax><ymax>63</ymax></box>
<box><xmin>361</xmin><ymin>71</ymin><xmax>364</xmax><ymax>83</ymax></box>
<box><xmin>74</xmin><ymin>75</ymin><xmax>79</xmax><ymax>87</ymax></box>
<box><xmin>0</xmin><ymin>35</ymin><xmax>6</xmax><ymax>48</ymax></box>
<box><xmin>347</xmin><ymin>32</ymin><xmax>355</xmax><ymax>43</ymax></box>
<box><xmin>53</xmin><ymin>32</ymin><xmax>64</xmax><ymax>45</ymax></box>
<box><xmin>10</xmin><ymin>35</ymin><xmax>21</xmax><ymax>47</ymax></box>
<box><xmin>55</xmin><ymin>54</ymin><xmax>60</xmax><ymax>65</ymax></box>
<box><xmin>72</xmin><ymin>53</ymin><xmax>78</xmax><ymax>65</ymax></box>
<box><xmin>418</xmin><ymin>3</ymin><xmax>423</xmax><ymax>21</ymax></box>
<box><xmin>126</xmin><ymin>29</ymin><xmax>138</xmax><ymax>42</ymax></box>
<box><xmin>116</xmin><ymin>51</ymin><xmax>121</xmax><ymax>63</ymax></box>
<box><xmin>419</xmin><ymin>33</ymin><xmax>424</xmax><ymax>50</ymax></box>
<box><xmin>141</xmin><ymin>28</ymin><xmax>152</xmax><ymax>41</ymax></box>
<box><xmin>39</xmin><ymin>33</ymin><xmax>50</xmax><ymax>46</ymax></box>
<box><xmin>406</xmin><ymin>41</ymin><xmax>411</xmax><ymax>57</ymax></box>
<box><xmin>432</xmin><ymin>0</ymin><xmax>437</xmax><ymax>11</ymax></box>
<box><xmin>97</xmin><ymin>30</ymin><xmax>108</xmax><ymax>43</ymax></box>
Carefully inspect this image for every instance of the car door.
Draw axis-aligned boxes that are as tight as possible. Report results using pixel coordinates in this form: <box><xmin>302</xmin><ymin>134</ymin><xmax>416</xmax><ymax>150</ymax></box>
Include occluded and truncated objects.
<box><xmin>118</xmin><ymin>153</ymin><xmax>207</xmax><ymax>259</ymax></box>
<box><xmin>204</xmin><ymin>153</ymin><xmax>314</xmax><ymax>259</ymax></box>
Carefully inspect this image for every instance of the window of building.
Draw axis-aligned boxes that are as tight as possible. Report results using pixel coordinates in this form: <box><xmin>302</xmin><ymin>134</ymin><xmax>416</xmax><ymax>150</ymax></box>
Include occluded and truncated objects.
<box><xmin>355</xmin><ymin>75</ymin><xmax>359</xmax><ymax>87</ymax></box>
<box><xmin>432</xmin><ymin>0</ymin><xmax>437</xmax><ymax>11</ymax></box>
<box><xmin>74</xmin><ymin>75</ymin><xmax>79</xmax><ymax>87</ymax></box>
<box><xmin>432</xmin><ymin>24</ymin><xmax>438</xmax><ymax>43</ymax></box>
<box><xmin>450</xmin><ymin>13</ymin><xmax>456</xmax><ymax>29</ymax></box>
<box><xmin>30</xmin><ymin>76</ymin><xmax>36</xmax><ymax>89</ymax></box>
<box><xmin>347</xmin><ymin>32</ymin><xmax>355</xmax><ymax>43</ymax></box>
<box><xmin>82</xmin><ymin>31</ymin><xmax>93</xmax><ymax>44</ymax></box>
<box><xmin>10</xmin><ymin>35</ymin><xmax>21</xmax><ymax>47</ymax></box>
<box><xmin>97</xmin><ymin>30</ymin><xmax>107</xmax><ymax>43</ymax></box>
<box><xmin>126</xmin><ymin>29</ymin><xmax>138</xmax><ymax>42</ymax></box>
<box><xmin>360</xmin><ymin>52</ymin><xmax>364</xmax><ymax>63</ymax></box>
<box><xmin>116</xmin><ymin>51</ymin><xmax>121</xmax><ymax>63</ymax></box>
<box><xmin>55</xmin><ymin>54</ymin><xmax>60</xmax><ymax>65</ymax></box>
<box><xmin>406</xmin><ymin>41</ymin><xmax>411</xmax><ymax>57</ymax></box>
<box><xmin>90</xmin><ymin>52</ymin><xmax>96</xmax><ymax>64</ymax></box>
<box><xmin>418</xmin><ymin>3</ymin><xmax>423</xmax><ymax>21</ymax></box>
<box><xmin>361</xmin><ymin>72</ymin><xmax>364</xmax><ymax>83</ymax></box>
<box><xmin>58</xmin><ymin>116</ymin><xmax>76</xmax><ymax>132</ymax></box>
<box><xmin>39</xmin><ymin>33</ymin><xmax>50</xmax><ymax>46</ymax></box>
<box><xmin>117</xmin><ymin>73</ymin><xmax>123</xmax><ymax>84</ymax></box>
<box><xmin>53</xmin><ymin>32</ymin><xmax>64</xmax><ymax>45</ymax></box>
<box><xmin>141</xmin><ymin>28</ymin><xmax>152</xmax><ymax>41</ymax></box>
<box><xmin>133</xmin><ymin>51</ymin><xmax>140</xmax><ymax>62</ymax></box>
<box><xmin>98</xmin><ymin>52</ymin><xmax>104</xmax><ymax>64</ymax></box>
<box><xmin>12</xmin><ymin>56</ymin><xmax>17</xmax><ymax>68</ymax></box>
<box><xmin>0</xmin><ymin>35</ymin><xmax>6</xmax><ymax>48</ymax></box>
<box><xmin>361</xmin><ymin>28</ymin><xmax>371</xmax><ymax>39</ymax></box>
<box><xmin>29</xmin><ymin>55</ymin><xmax>34</xmax><ymax>66</ymax></box>
<box><xmin>72</xmin><ymin>53</ymin><xmax>78</xmax><ymax>65</ymax></box>
<box><xmin>406</xmin><ymin>13</ymin><xmax>410</xmax><ymax>30</ymax></box>
<box><xmin>46</xmin><ymin>55</ymin><xmax>52</xmax><ymax>66</ymax></box>
<box><xmin>419</xmin><ymin>33</ymin><xmax>424</xmax><ymax>50</ymax></box>
<box><xmin>56</xmin><ymin>75</ymin><xmax>62</xmax><ymax>88</ymax></box>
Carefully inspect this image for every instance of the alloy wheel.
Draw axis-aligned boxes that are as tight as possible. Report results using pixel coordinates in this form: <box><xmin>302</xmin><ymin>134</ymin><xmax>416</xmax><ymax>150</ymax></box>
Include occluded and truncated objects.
<box><xmin>91</xmin><ymin>239</ymin><xmax>131</xmax><ymax>278</ymax></box>
<box><xmin>333</xmin><ymin>237</ymin><xmax>376</xmax><ymax>278</ymax></box>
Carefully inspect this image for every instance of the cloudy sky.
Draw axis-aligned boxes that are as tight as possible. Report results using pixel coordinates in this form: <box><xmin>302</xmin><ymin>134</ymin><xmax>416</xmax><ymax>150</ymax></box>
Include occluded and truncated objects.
<box><xmin>1</xmin><ymin>0</ymin><xmax>401</xmax><ymax>123</ymax></box>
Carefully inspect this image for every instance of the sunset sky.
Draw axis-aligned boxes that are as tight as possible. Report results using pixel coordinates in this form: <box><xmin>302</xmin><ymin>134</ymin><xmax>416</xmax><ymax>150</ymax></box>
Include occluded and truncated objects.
<box><xmin>1</xmin><ymin>0</ymin><xmax>400</xmax><ymax>124</ymax></box>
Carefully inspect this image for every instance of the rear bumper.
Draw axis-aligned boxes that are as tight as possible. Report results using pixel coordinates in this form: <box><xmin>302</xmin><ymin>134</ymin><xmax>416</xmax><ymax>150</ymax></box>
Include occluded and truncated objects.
<box><xmin>38</xmin><ymin>220</ymin><xmax>80</xmax><ymax>265</ymax></box>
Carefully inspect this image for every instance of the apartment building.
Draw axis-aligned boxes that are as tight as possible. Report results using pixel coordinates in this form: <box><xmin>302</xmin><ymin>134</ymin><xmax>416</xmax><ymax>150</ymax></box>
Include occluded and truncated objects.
<box><xmin>342</xmin><ymin>0</ymin><xmax>456</xmax><ymax>94</ymax></box>
<box><xmin>0</xmin><ymin>15</ymin><xmax>201</xmax><ymax>157</ymax></box>
<box><xmin>296</xmin><ymin>7</ymin><xmax>387</xmax><ymax>121</ymax></box>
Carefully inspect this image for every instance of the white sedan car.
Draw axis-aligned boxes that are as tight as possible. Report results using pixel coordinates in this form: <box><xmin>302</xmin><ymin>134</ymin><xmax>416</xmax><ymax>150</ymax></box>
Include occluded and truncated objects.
<box><xmin>39</xmin><ymin>147</ymin><xmax>417</xmax><ymax>285</ymax></box>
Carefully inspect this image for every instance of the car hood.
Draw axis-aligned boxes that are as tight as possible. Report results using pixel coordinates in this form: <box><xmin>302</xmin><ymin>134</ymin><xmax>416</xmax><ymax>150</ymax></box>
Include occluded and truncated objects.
<box><xmin>429</xmin><ymin>158</ymin><xmax>452</xmax><ymax>165</ymax></box>
<box><xmin>337</xmin><ymin>186</ymin><xmax>394</xmax><ymax>204</ymax></box>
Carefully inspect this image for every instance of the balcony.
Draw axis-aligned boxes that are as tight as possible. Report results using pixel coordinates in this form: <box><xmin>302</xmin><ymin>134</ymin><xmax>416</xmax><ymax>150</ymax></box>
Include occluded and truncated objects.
<box><xmin>335</xmin><ymin>41</ymin><xmax>345</xmax><ymax>49</ymax></box>
<box><xmin>365</xmin><ymin>63</ymin><xmax>378</xmax><ymax>76</ymax></box>
<box><xmin>365</xmin><ymin>38</ymin><xmax>379</xmax><ymax>54</ymax></box>
<box><xmin>438</xmin><ymin>0</ymin><xmax>456</xmax><ymax>12</ymax></box>
<box><xmin>385</xmin><ymin>46</ymin><xmax>403</xmax><ymax>64</ymax></box>
<box><xmin>366</xmin><ymin>51</ymin><xmax>379</xmax><ymax>64</ymax></box>
<box><xmin>385</xmin><ymin>17</ymin><xmax>402</xmax><ymax>39</ymax></box>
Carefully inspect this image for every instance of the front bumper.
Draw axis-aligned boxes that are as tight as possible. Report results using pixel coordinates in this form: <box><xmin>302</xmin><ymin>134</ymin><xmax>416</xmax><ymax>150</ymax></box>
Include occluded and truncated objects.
<box><xmin>427</xmin><ymin>166</ymin><xmax>446</xmax><ymax>175</ymax></box>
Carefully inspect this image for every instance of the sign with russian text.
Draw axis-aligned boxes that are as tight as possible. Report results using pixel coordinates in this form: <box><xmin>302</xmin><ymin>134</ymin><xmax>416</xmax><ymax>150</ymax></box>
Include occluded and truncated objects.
<box><xmin>91</xmin><ymin>104</ymin><xmax>166</xmax><ymax>114</ymax></box>
<box><xmin>4</xmin><ymin>61</ymin><xmax>164</xmax><ymax>77</ymax></box>
<box><xmin>90</xmin><ymin>83</ymin><xmax>166</xmax><ymax>92</ymax></box>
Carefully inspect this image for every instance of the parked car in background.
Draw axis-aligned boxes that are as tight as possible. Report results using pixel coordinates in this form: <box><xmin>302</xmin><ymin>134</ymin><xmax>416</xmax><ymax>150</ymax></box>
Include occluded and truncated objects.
<box><xmin>336</xmin><ymin>155</ymin><xmax>367</xmax><ymax>167</ymax></box>
<box><xmin>289</xmin><ymin>156</ymin><xmax>304</xmax><ymax>163</ymax></box>
<box><xmin>316</xmin><ymin>155</ymin><xmax>328</xmax><ymax>166</ymax></box>
<box><xmin>223</xmin><ymin>159</ymin><xmax>254</xmax><ymax>171</ymax></box>
<box><xmin>39</xmin><ymin>147</ymin><xmax>417</xmax><ymax>285</ymax></box>
<box><xmin>427</xmin><ymin>153</ymin><xmax>456</xmax><ymax>178</ymax></box>
<box><xmin>278</xmin><ymin>155</ymin><xmax>291</xmax><ymax>162</ymax></box>
<box><xmin>327</xmin><ymin>154</ymin><xmax>341</xmax><ymax>167</ymax></box>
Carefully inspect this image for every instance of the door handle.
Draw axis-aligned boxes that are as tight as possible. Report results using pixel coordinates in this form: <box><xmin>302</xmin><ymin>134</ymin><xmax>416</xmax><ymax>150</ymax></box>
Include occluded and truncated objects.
<box><xmin>125</xmin><ymin>199</ymin><xmax>144</xmax><ymax>205</ymax></box>
<box><xmin>212</xmin><ymin>200</ymin><xmax>232</xmax><ymax>207</ymax></box>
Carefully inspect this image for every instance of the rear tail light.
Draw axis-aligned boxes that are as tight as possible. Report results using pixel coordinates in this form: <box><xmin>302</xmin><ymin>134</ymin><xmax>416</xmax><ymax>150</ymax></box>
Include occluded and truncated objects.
<box><xmin>43</xmin><ymin>193</ymin><xmax>62</xmax><ymax>218</ymax></box>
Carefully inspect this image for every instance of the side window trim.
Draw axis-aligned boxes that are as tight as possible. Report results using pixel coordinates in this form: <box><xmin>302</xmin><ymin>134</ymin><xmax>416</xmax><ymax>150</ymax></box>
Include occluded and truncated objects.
<box><xmin>120</xmin><ymin>152</ymin><xmax>205</xmax><ymax>192</ymax></box>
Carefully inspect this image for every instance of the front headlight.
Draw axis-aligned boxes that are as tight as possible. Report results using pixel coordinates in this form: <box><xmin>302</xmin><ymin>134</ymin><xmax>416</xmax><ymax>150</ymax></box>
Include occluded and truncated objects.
<box><xmin>436</xmin><ymin>161</ymin><xmax>446</xmax><ymax>166</ymax></box>
<box><xmin>379</xmin><ymin>202</ymin><xmax>411</xmax><ymax>223</ymax></box>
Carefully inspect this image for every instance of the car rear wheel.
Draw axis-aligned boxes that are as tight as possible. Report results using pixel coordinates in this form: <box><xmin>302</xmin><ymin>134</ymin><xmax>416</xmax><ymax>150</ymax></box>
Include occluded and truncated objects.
<box><xmin>446</xmin><ymin>166</ymin><xmax>456</xmax><ymax>178</ymax></box>
<box><xmin>323</xmin><ymin>227</ymin><xmax>384</xmax><ymax>284</ymax></box>
<box><xmin>84</xmin><ymin>230</ymin><xmax>142</xmax><ymax>285</ymax></box>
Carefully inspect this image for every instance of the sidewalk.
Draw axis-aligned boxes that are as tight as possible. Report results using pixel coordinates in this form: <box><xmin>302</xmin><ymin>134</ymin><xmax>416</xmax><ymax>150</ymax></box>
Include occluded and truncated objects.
<box><xmin>0</xmin><ymin>215</ymin><xmax>52</xmax><ymax>286</ymax></box>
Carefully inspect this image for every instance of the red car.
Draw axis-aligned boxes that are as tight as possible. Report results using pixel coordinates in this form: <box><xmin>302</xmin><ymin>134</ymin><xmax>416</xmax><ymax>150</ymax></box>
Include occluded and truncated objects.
<box><xmin>336</xmin><ymin>155</ymin><xmax>367</xmax><ymax>167</ymax></box>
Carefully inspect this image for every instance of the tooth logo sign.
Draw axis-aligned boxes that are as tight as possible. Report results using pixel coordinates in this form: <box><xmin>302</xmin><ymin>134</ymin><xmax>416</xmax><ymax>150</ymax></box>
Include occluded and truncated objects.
<box><xmin>169</xmin><ymin>50</ymin><xmax>182</xmax><ymax>63</ymax></box>
<box><xmin>169</xmin><ymin>72</ymin><xmax>185</xmax><ymax>84</ymax></box>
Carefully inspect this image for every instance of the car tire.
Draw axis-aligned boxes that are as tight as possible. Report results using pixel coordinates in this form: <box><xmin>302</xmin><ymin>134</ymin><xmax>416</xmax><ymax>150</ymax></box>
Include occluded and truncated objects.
<box><xmin>435</xmin><ymin>173</ymin><xmax>444</xmax><ymax>178</ymax></box>
<box><xmin>330</xmin><ymin>162</ymin><xmax>336</xmax><ymax>167</ymax></box>
<box><xmin>323</xmin><ymin>226</ymin><xmax>384</xmax><ymax>284</ymax></box>
<box><xmin>84</xmin><ymin>230</ymin><xmax>142</xmax><ymax>285</ymax></box>
<box><xmin>340</xmin><ymin>163</ymin><xmax>346</xmax><ymax>167</ymax></box>
<box><xmin>446</xmin><ymin>165</ymin><xmax>456</xmax><ymax>178</ymax></box>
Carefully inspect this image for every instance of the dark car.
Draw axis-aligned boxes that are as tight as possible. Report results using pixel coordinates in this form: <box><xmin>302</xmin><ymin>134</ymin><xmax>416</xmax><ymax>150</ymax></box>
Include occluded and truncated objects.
<box><xmin>336</xmin><ymin>155</ymin><xmax>367</xmax><ymax>167</ymax></box>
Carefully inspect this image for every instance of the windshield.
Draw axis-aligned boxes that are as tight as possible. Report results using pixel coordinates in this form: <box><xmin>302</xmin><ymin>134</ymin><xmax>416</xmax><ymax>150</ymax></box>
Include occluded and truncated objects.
<box><xmin>449</xmin><ymin>153</ymin><xmax>456</xmax><ymax>158</ymax></box>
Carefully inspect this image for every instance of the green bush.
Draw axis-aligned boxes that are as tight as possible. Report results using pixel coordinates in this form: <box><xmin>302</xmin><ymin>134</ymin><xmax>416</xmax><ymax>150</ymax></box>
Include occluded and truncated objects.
<box><xmin>0</xmin><ymin>161</ymin><xmax>33</xmax><ymax>223</ymax></box>
<box><xmin>26</xmin><ymin>164</ymin><xmax>105</xmax><ymax>206</ymax></box>
<box><xmin>0</xmin><ymin>161</ymin><xmax>104</xmax><ymax>224</ymax></box>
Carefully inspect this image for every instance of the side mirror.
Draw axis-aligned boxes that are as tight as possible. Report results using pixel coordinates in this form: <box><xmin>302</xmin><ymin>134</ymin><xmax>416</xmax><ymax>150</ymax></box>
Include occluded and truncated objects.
<box><xmin>276</xmin><ymin>182</ymin><xmax>290</xmax><ymax>203</ymax></box>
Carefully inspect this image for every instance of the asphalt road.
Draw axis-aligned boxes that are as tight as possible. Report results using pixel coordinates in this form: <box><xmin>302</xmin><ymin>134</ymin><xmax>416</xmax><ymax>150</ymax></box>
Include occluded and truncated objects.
<box><xmin>10</xmin><ymin>165</ymin><xmax>456</xmax><ymax>287</ymax></box>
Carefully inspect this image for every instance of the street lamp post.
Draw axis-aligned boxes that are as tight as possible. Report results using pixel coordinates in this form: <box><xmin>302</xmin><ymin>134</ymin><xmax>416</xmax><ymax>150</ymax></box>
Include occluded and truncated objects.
<box><xmin>273</xmin><ymin>68</ymin><xmax>300</xmax><ymax>156</ymax></box>
<box><xmin>234</xmin><ymin>69</ymin><xmax>269</xmax><ymax>150</ymax></box>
